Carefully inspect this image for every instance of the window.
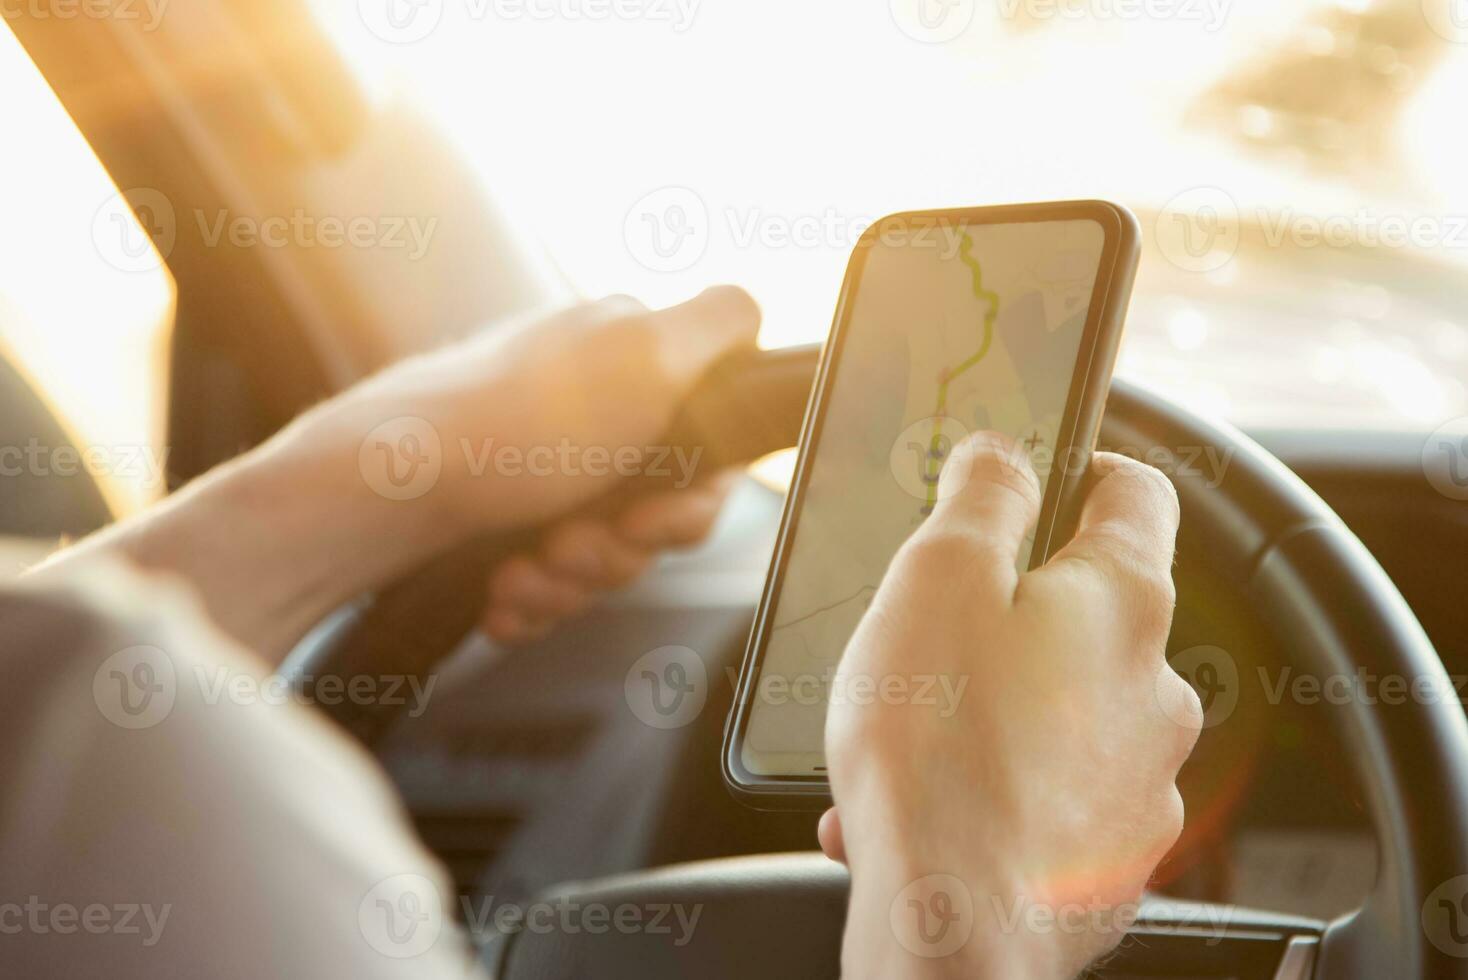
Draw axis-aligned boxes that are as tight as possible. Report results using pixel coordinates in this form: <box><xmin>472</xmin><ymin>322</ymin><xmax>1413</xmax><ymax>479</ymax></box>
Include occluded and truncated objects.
<box><xmin>312</xmin><ymin>0</ymin><xmax>1468</xmax><ymax>428</ymax></box>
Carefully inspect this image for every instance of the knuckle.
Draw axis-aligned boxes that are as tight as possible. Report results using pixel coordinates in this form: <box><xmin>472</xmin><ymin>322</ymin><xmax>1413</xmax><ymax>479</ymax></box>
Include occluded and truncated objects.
<box><xmin>1104</xmin><ymin>456</ymin><xmax>1181</xmax><ymax>525</ymax></box>
<box><xmin>1159</xmin><ymin>786</ymin><xmax>1187</xmax><ymax>848</ymax></box>
<box><xmin>1160</xmin><ymin>668</ymin><xmax>1205</xmax><ymax>747</ymax></box>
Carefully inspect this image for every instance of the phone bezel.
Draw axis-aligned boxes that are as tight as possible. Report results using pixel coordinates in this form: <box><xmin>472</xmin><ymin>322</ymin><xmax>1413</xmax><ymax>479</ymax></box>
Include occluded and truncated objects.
<box><xmin>722</xmin><ymin>200</ymin><xmax>1142</xmax><ymax>809</ymax></box>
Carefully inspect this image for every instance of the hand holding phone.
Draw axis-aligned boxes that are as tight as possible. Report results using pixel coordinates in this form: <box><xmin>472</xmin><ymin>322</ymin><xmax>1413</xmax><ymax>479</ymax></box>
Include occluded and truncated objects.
<box><xmin>723</xmin><ymin>201</ymin><xmax>1142</xmax><ymax>807</ymax></box>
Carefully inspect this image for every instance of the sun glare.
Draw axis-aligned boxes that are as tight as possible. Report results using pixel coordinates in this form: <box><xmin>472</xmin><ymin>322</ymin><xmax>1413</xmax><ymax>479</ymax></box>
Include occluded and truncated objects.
<box><xmin>0</xmin><ymin>24</ymin><xmax>175</xmax><ymax>518</ymax></box>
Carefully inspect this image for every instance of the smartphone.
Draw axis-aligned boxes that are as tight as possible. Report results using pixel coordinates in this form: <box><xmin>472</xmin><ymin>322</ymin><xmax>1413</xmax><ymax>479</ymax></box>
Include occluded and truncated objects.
<box><xmin>722</xmin><ymin>200</ymin><xmax>1141</xmax><ymax>808</ymax></box>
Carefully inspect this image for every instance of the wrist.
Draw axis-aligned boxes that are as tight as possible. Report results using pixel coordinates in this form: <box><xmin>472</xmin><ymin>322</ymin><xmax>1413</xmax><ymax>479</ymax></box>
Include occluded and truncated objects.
<box><xmin>74</xmin><ymin>414</ymin><xmax>463</xmax><ymax>663</ymax></box>
<box><xmin>842</xmin><ymin>862</ymin><xmax>1065</xmax><ymax>980</ymax></box>
<box><xmin>830</xmin><ymin>762</ymin><xmax>1066</xmax><ymax>980</ymax></box>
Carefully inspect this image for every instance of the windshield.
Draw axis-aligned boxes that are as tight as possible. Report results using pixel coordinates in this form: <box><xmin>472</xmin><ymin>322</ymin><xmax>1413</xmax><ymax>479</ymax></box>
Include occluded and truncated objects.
<box><xmin>311</xmin><ymin>0</ymin><xmax>1468</xmax><ymax>430</ymax></box>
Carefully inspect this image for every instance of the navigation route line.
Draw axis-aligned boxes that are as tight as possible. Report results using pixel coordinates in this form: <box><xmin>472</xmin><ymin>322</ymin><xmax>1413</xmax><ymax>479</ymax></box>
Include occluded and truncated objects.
<box><xmin>922</xmin><ymin>231</ymin><xmax>999</xmax><ymax>514</ymax></box>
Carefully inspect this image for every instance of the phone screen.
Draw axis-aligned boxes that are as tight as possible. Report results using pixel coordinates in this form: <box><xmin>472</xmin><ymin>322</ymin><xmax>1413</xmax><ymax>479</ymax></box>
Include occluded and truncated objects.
<box><xmin>739</xmin><ymin>216</ymin><xmax>1110</xmax><ymax>778</ymax></box>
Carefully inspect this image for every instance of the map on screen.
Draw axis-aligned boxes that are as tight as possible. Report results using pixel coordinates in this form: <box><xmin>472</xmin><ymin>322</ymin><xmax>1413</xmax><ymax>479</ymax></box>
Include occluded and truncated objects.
<box><xmin>741</xmin><ymin>217</ymin><xmax>1107</xmax><ymax>776</ymax></box>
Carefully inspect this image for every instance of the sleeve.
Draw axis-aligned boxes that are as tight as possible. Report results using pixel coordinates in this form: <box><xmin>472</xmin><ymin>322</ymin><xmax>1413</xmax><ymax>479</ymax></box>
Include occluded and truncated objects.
<box><xmin>0</xmin><ymin>560</ymin><xmax>488</xmax><ymax>980</ymax></box>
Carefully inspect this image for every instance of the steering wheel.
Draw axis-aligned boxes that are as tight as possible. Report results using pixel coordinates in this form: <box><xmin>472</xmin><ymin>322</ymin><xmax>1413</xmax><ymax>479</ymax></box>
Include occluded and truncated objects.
<box><xmin>284</xmin><ymin>348</ymin><xmax>1468</xmax><ymax>979</ymax></box>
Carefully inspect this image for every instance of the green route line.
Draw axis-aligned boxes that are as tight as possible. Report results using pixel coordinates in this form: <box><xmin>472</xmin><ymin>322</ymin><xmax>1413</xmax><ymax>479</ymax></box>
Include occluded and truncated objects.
<box><xmin>922</xmin><ymin>231</ymin><xmax>1000</xmax><ymax>514</ymax></box>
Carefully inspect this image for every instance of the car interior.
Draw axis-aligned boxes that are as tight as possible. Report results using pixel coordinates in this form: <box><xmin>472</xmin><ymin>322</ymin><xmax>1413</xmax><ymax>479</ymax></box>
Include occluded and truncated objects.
<box><xmin>4</xmin><ymin>1</ymin><xmax>1468</xmax><ymax>977</ymax></box>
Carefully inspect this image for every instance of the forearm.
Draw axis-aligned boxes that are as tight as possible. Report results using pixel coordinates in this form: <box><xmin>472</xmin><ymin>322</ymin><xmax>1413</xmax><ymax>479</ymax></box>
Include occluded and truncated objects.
<box><xmin>29</xmin><ymin>289</ymin><xmax>760</xmax><ymax>665</ymax></box>
<box><xmin>34</xmin><ymin>412</ymin><xmax>460</xmax><ymax>666</ymax></box>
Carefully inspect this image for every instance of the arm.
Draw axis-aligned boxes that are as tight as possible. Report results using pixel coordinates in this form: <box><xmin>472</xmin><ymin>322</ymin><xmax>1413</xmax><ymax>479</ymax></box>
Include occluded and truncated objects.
<box><xmin>35</xmin><ymin>288</ymin><xmax>760</xmax><ymax>664</ymax></box>
<box><xmin>825</xmin><ymin>435</ymin><xmax>1201</xmax><ymax>979</ymax></box>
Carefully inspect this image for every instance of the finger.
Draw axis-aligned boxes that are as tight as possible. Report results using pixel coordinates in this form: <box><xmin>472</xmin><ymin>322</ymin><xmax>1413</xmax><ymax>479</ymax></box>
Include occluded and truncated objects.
<box><xmin>542</xmin><ymin>518</ymin><xmax>657</xmax><ymax>588</ymax></box>
<box><xmin>817</xmin><ymin>807</ymin><xmax>847</xmax><ymax>865</ymax></box>
<box><xmin>487</xmin><ymin>555</ymin><xmax>591</xmax><ymax>619</ymax></box>
<box><xmin>918</xmin><ymin>431</ymin><xmax>1042</xmax><ymax>580</ymax></box>
<box><xmin>642</xmin><ymin>286</ymin><xmax>762</xmax><ymax>386</ymax></box>
<box><xmin>615</xmin><ymin>472</ymin><xmax>737</xmax><ymax>549</ymax></box>
<box><xmin>1044</xmin><ymin>452</ymin><xmax>1180</xmax><ymax>591</ymax></box>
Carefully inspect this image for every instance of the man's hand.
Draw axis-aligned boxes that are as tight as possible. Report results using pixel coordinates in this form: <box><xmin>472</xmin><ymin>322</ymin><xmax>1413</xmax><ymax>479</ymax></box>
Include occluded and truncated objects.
<box><xmin>293</xmin><ymin>286</ymin><xmax>758</xmax><ymax>646</ymax></box>
<box><xmin>824</xmin><ymin>433</ymin><xmax>1201</xmax><ymax>979</ymax></box>
<box><xmin>481</xmin><ymin>472</ymin><xmax>739</xmax><ymax>644</ymax></box>
<box><xmin>43</xmin><ymin>288</ymin><xmax>760</xmax><ymax>660</ymax></box>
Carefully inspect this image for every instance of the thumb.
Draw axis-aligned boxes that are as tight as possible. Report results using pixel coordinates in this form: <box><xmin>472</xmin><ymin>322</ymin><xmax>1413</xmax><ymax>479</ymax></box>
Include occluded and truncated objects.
<box><xmin>643</xmin><ymin>286</ymin><xmax>762</xmax><ymax>385</ymax></box>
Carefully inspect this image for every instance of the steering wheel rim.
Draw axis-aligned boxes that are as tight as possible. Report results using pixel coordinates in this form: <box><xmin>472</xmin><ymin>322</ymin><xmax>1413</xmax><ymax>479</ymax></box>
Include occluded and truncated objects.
<box><xmin>1101</xmin><ymin>380</ymin><xmax>1468</xmax><ymax>978</ymax></box>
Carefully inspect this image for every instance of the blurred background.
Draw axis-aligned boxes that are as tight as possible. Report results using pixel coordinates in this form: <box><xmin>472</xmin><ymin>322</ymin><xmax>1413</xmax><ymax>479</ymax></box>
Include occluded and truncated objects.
<box><xmin>3</xmin><ymin>0</ymin><xmax>1468</xmax><ymax>516</ymax></box>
